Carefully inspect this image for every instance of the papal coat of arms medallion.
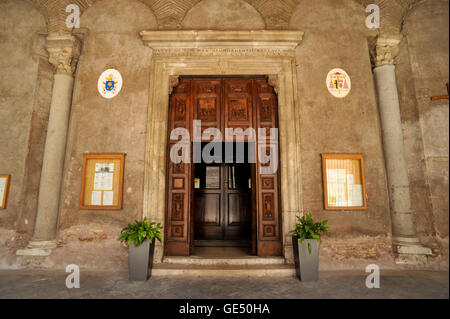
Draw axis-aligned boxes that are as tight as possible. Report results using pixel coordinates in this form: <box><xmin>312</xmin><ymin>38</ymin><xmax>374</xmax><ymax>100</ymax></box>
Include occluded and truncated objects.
<box><xmin>326</xmin><ymin>68</ymin><xmax>351</xmax><ymax>98</ymax></box>
<box><xmin>97</xmin><ymin>69</ymin><xmax>123</xmax><ymax>99</ymax></box>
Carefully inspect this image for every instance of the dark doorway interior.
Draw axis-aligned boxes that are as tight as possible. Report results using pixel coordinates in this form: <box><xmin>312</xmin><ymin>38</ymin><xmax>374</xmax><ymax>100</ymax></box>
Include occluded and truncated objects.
<box><xmin>193</xmin><ymin>142</ymin><xmax>254</xmax><ymax>249</ymax></box>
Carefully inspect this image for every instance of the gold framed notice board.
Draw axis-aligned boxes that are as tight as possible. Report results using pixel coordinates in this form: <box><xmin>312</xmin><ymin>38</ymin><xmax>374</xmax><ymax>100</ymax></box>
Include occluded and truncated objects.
<box><xmin>0</xmin><ymin>175</ymin><xmax>11</xmax><ymax>210</ymax></box>
<box><xmin>80</xmin><ymin>154</ymin><xmax>125</xmax><ymax>210</ymax></box>
<box><xmin>321</xmin><ymin>154</ymin><xmax>367</xmax><ymax>210</ymax></box>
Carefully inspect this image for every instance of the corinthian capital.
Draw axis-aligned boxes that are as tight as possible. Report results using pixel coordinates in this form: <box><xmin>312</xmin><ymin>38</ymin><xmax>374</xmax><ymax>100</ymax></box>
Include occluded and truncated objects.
<box><xmin>46</xmin><ymin>33</ymin><xmax>81</xmax><ymax>76</ymax></box>
<box><xmin>369</xmin><ymin>34</ymin><xmax>401</xmax><ymax>68</ymax></box>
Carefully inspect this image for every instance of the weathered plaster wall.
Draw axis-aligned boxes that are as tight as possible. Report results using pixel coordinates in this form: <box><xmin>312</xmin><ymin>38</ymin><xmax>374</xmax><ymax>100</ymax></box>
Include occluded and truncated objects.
<box><xmin>54</xmin><ymin>0</ymin><xmax>157</xmax><ymax>262</ymax></box>
<box><xmin>40</xmin><ymin>0</ymin><xmax>395</xmax><ymax>269</ymax></box>
<box><xmin>290</xmin><ymin>0</ymin><xmax>392</xmax><ymax>239</ymax></box>
<box><xmin>397</xmin><ymin>0</ymin><xmax>449</xmax><ymax>261</ymax></box>
<box><xmin>0</xmin><ymin>0</ymin><xmax>49</xmax><ymax>232</ymax></box>
<box><xmin>2</xmin><ymin>0</ymin><xmax>447</xmax><ymax>270</ymax></box>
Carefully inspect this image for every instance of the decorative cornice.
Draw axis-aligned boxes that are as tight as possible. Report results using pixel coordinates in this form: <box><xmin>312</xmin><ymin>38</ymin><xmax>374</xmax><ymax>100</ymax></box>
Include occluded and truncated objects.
<box><xmin>369</xmin><ymin>34</ymin><xmax>402</xmax><ymax>68</ymax></box>
<box><xmin>140</xmin><ymin>30</ymin><xmax>304</xmax><ymax>57</ymax></box>
<box><xmin>46</xmin><ymin>34</ymin><xmax>81</xmax><ymax>75</ymax></box>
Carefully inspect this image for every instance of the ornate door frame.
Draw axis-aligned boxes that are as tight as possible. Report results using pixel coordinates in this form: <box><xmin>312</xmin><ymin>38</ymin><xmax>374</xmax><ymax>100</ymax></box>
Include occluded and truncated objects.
<box><xmin>140</xmin><ymin>30</ymin><xmax>305</xmax><ymax>262</ymax></box>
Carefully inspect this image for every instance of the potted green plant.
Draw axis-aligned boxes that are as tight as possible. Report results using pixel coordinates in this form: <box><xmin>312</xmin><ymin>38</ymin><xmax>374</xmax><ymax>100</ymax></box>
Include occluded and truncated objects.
<box><xmin>118</xmin><ymin>218</ymin><xmax>162</xmax><ymax>281</ymax></box>
<box><xmin>290</xmin><ymin>213</ymin><xmax>329</xmax><ymax>281</ymax></box>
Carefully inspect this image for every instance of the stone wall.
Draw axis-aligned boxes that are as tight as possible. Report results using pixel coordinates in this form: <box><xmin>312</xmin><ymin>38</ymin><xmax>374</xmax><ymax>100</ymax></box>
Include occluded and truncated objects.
<box><xmin>397</xmin><ymin>0</ymin><xmax>449</xmax><ymax>264</ymax></box>
<box><xmin>0</xmin><ymin>0</ymin><xmax>448</xmax><ymax>270</ymax></box>
<box><xmin>57</xmin><ymin>0</ymin><xmax>156</xmax><ymax>233</ymax></box>
<box><xmin>0</xmin><ymin>0</ymin><xmax>50</xmax><ymax>233</ymax></box>
<box><xmin>290</xmin><ymin>0</ymin><xmax>392</xmax><ymax>240</ymax></box>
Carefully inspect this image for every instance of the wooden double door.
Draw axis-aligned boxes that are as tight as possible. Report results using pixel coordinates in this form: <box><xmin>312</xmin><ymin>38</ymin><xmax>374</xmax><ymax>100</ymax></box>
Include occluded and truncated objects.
<box><xmin>165</xmin><ymin>77</ymin><xmax>282</xmax><ymax>256</ymax></box>
<box><xmin>194</xmin><ymin>160</ymin><xmax>252</xmax><ymax>247</ymax></box>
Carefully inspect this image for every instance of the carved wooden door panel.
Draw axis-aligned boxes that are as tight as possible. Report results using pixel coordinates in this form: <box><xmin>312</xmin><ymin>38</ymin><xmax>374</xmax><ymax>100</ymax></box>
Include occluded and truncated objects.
<box><xmin>165</xmin><ymin>79</ymin><xmax>192</xmax><ymax>256</ymax></box>
<box><xmin>193</xmin><ymin>79</ymin><xmax>222</xmax><ymax>139</ymax></box>
<box><xmin>224</xmin><ymin>79</ymin><xmax>253</xmax><ymax>140</ymax></box>
<box><xmin>254</xmin><ymin>78</ymin><xmax>282</xmax><ymax>256</ymax></box>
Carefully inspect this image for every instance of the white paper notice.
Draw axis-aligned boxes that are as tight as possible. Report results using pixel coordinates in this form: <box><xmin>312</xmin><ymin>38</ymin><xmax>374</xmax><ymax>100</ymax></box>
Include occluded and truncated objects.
<box><xmin>326</xmin><ymin>169</ymin><xmax>347</xmax><ymax>183</ymax></box>
<box><xmin>0</xmin><ymin>177</ymin><xmax>6</xmax><ymax>204</ymax></box>
<box><xmin>93</xmin><ymin>163</ymin><xmax>114</xmax><ymax>190</ymax></box>
<box><xmin>194</xmin><ymin>178</ymin><xmax>200</xmax><ymax>189</ymax></box>
<box><xmin>346</xmin><ymin>174</ymin><xmax>354</xmax><ymax>185</ymax></box>
<box><xmin>91</xmin><ymin>191</ymin><xmax>102</xmax><ymax>206</ymax></box>
<box><xmin>327</xmin><ymin>183</ymin><xmax>347</xmax><ymax>207</ymax></box>
<box><xmin>349</xmin><ymin>184</ymin><xmax>363</xmax><ymax>206</ymax></box>
<box><xmin>103</xmin><ymin>191</ymin><xmax>114</xmax><ymax>206</ymax></box>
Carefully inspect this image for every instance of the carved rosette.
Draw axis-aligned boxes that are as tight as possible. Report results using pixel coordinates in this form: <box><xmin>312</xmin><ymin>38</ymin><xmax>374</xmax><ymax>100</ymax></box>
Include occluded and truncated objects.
<box><xmin>46</xmin><ymin>34</ymin><xmax>81</xmax><ymax>76</ymax></box>
<box><xmin>169</xmin><ymin>75</ymin><xmax>180</xmax><ymax>94</ymax></box>
<box><xmin>268</xmin><ymin>75</ymin><xmax>280</xmax><ymax>93</ymax></box>
<box><xmin>369</xmin><ymin>34</ymin><xmax>402</xmax><ymax>68</ymax></box>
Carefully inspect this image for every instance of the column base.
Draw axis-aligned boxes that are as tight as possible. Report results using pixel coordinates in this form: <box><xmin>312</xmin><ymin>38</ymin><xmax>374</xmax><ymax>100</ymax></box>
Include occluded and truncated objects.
<box><xmin>16</xmin><ymin>240</ymin><xmax>57</xmax><ymax>257</ymax></box>
<box><xmin>393</xmin><ymin>242</ymin><xmax>432</xmax><ymax>265</ymax></box>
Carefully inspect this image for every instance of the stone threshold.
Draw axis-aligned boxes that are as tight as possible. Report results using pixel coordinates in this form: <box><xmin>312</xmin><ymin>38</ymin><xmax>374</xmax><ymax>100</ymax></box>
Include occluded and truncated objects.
<box><xmin>153</xmin><ymin>256</ymin><xmax>295</xmax><ymax>277</ymax></box>
<box><xmin>151</xmin><ymin>263</ymin><xmax>296</xmax><ymax>278</ymax></box>
<box><xmin>162</xmin><ymin>256</ymin><xmax>287</xmax><ymax>266</ymax></box>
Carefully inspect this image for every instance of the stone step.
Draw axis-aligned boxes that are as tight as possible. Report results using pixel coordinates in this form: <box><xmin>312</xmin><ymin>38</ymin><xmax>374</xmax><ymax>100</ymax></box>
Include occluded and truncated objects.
<box><xmin>162</xmin><ymin>256</ymin><xmax>287</xmax><ymax>266</ymax></box>
<box><xmin>151</xmin><ymin>263</ymin><xmax>296</xmax><ymax>278</ymax></box>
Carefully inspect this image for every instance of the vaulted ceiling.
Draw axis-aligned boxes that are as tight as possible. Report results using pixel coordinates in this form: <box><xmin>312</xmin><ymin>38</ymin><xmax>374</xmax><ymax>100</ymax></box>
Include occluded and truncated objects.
<box><xmin>28</xmin><ymin>0</ymin><xmax>424</xmax><ymax>33</ymax></box>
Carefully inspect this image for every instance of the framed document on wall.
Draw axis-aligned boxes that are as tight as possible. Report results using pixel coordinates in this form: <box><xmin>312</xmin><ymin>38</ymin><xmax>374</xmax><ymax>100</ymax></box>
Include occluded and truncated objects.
<box><xmin>80</xmin><ymin>154</ymin><xmax>125</xmax><ymax>210</ymax></box>
<box><xmin>321</xmin><ymin>154</ymin><xmax>367</xmax><ymax>210</ymax></box>
<box><xmin>0</xmin><ymin>175</ymin><xmax>11</xmax><ymax>210</ymax></box>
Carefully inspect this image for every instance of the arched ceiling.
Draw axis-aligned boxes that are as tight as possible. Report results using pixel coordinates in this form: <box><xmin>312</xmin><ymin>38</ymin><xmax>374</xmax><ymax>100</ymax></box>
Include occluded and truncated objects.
<box><xmin>357</xmin><ymin>0</ymin><xmax>425</xmax><ymax>33</ymax></box>
<box><xmin>28</xmin><ymin>0</ymin><xmax>424</xmax><ymax>33</ymax></box>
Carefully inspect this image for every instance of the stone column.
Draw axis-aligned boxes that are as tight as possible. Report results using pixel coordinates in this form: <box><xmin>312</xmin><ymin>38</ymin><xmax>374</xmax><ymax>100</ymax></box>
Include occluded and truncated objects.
<box><xmin>17</xmin><ymin>34</ymin><xmax>81</xmax><ymax>256</ymax></box>
<box><xmin>370</xmin><ymin>34</ymin><xmax>431</xmax><ymax>264</ymax></box>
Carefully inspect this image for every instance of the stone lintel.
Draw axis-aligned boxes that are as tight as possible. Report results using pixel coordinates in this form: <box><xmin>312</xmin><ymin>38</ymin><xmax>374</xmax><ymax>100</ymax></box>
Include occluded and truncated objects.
<box><xmin>140</xmin><ymin>30</ymin><xmax>304</xmax><ymax>56</ymax></box>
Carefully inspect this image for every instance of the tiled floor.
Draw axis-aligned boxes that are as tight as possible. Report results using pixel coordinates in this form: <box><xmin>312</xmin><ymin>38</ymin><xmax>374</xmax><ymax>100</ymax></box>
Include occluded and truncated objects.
<box><xmin>0</xmin><ymin>269</ymin><xmax>447</xmax><ymax>299</ymax></box>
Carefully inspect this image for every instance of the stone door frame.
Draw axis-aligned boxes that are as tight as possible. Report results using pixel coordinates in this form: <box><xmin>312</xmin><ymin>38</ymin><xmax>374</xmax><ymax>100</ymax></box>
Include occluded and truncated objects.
<box><xmin>140</xmin><ymin>30</ymin><xmax>305</xmax><ymax>262</ymax></box>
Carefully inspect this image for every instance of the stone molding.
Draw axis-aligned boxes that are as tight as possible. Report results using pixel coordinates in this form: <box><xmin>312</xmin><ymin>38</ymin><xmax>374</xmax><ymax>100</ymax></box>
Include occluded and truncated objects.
<box><xmin>140</xmin><ymin>30</ymin><xmax>304</xmax><ymax>57</ymax></box>
<box><xmin>140</xmin><ymin>30</ymin><xmax>304</xmax><ymax>262</ymax></box>
<box><xmin>369</xmin><ymin>34</ymin><xmax>402</xmax><ymax>68</ymax></box>
<box><xmin>45</xmin><ymin>34</ymin><xmax>81</xmax><ymax>75</ymax></box>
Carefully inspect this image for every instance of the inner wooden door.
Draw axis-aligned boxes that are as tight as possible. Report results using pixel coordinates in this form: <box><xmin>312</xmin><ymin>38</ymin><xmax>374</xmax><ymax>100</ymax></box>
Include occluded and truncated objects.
<box><xmin>193</xmin><ymin>143</ymin><xmax>252</xmax><ymax>247</ymax></box>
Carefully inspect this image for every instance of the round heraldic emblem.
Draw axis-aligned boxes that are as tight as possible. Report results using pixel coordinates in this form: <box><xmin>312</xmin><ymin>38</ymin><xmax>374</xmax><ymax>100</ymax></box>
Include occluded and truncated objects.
<box><xmin>326</xmin><ymin>68</ymin><xmax>351</xmax><ymax>98</ymax></box>
<box><xmin>98</xmin><ymin>69</ymin><xmax>122</xmax><ymax>99</ymax></box>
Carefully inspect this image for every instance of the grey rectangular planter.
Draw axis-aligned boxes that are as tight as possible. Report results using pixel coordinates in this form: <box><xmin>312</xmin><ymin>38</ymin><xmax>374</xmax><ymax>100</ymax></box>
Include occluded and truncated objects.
<box><xmin>128</xmin><ymin>239</ymin><xmax>154</xmax><ymax>281</ymax></box>
<box><xmin>292</xmin><ymin>236</ymin><xmax>319</xmax><ymax>281</ymax></box>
